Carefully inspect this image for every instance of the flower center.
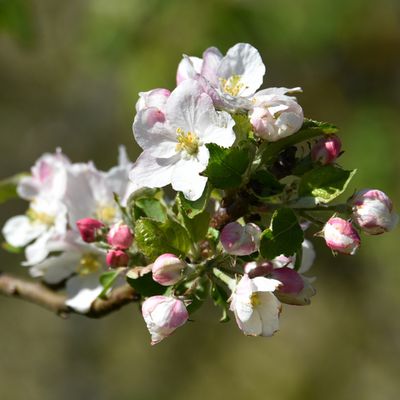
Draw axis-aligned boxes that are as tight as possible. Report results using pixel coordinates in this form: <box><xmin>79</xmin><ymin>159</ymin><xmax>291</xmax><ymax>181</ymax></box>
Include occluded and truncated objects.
<box><xmin>176</xmin><ymin>128</ymin><xmax>200</xmax><ymax>156</ymax></box>
<box><xmin>96</xmin><ymin>205</ymin><xmax>117</xmax><ymax>224</ymax></box>
<box><xmin>250</xmin><ymin>293</ymin><xmax>261</xmax><ymax>307</ymax></box>
<box><xmin>220</xmin><ymin>75</ymin><xmax>245</xmax><ymax>97</ymax></box>
<box><xmin>78</xmin><ymin>253</ymin><xmax>101</xmax><ymax>275</ymax></box>
<box><xmin>26</xmin><ymin>208</ymin><xmax>55</xmax><ymax>226</ymax></box>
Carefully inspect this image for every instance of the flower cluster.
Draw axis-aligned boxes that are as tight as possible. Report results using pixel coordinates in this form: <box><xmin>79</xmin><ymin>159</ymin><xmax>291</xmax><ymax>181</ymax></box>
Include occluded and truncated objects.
<box><xmin>1</xmin><ymin>43</ymin><xmax>397</xmax><ymax>344</ymax></box>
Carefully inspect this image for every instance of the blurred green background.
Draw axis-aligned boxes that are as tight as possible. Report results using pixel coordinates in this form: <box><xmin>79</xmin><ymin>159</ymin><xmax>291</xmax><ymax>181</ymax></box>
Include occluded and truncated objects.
<box><xmin>0</xmin><ymin>0</ymin><xmax>399</xmax><ymax>399</ymax></box>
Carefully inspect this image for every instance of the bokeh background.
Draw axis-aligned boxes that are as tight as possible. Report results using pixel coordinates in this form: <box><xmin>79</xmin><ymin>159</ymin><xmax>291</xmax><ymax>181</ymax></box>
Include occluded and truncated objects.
<box><xmin>0</xmin><ymin>1</ymin><xmax>399</xmax><ymax>399</ymax></box>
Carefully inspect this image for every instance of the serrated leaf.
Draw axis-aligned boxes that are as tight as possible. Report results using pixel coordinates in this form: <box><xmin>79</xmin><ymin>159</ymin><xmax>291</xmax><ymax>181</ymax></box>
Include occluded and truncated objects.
<box><xmin>260</xmin><ymin>208</ymin><xmax>304</xmax><ymax>259</ymax></box>
<box><xmin>203</xmin><ymin>143</ymin><xmax>253</xmax><ymax>189</ymax></box>
<box><xmin>298</xmin><ymin>165</ymin><xmax>357</xmax><ymax>203</ymax></box>
<box><xmin>126</xmin><ymin>272</ymin><xmax>165</xmax><ymax>297</ymax></box>
<box><xmin>249</xmin><ymin>169</ymin><xmax>284</xmax><ymax>199</ymax></box>
<box><xmin>178</xmin><ymin>183</ymin><xmax>210</xmax><ymax>219</ymax></box>
<box><xmin>211</xmin><ymin>282</ymin><xmax>230</xmax><ymax>322</ymax></box>
<box><xmin>98</xmin><ymin>270</ymin><xmax>120</xmax><ymax>299</ymax></box>
<box><xmin>261</xmin><ymin>119</ymin><xmax>339</xmax><ymax>164</ymax></box>
<box><xmin>0</xmin><ymin>173</ymin><xmax>27</xmax><ymax>205</ymax></box>
<box><xmin>134</xmin><ymin>198</ymin><xmax>167</xmax><ymax>222</ymax></box>
<box><xmin>182</xmin><ymin>210</ymin><xmax>211</xmax><ymax>243</ymax></box>
<box><xmin>135</xmin><ymin>217</ymin><xmax>191</xmax><ymax>259</ymax></box>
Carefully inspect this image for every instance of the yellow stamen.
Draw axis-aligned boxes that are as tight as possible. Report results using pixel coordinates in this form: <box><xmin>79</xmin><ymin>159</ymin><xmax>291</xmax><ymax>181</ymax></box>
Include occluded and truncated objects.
<box><xmin>176</xmin><ymin>128</ymin><xmax>200</xmax><ymax>155</ymax></box>
<box><xmin>220</xmin><ymin>75</ymin><xmax>245</xmax><ymax>97</ymax></box>
<box><xmin>26</xmin><ymin>208</ymin><xmax>55</xmax><ymax>226</ymax></box>
<box><xmin>250</xmin><ymin>293</ymin><xmax>261</xmax><ymax>307</ymax></box>
<box><xmin>78</xmin><ymin>253</ymin><xmax>101</xmax><ymax>275</ymax></box>
<box><xmin>96</xmin><ymin>205</ymin><xmax>116</xmax><ymax>224</ymax></box>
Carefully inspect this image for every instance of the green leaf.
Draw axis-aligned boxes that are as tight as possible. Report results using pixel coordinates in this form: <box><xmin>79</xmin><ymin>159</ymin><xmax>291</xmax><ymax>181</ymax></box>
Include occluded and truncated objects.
<box><xmin>249</xmin><ymin>169</ymin><xmax>284</xmax><ymax>199</ymax></box>
<box><xmin>177</xmin><ymin>183</ymin><xmax>210</xmax><ymax>219</ymax></box>
<box><xmin>2</xmin><ymin>242</ymin><xmax>23</xmax><ymax>254</ymax></box>
<box><xmin>232</xmin><ymin>113</ymin><xmax>254</xmax><ymax>143</ymax></box>
<box><xmin>211</xmin><ymin>282</ymin><xmax>230</xmax><ymax>323</ymax></box>
<box><xmin>261</xmin><ymin>118</ymin><xmax>338</xmax><ymax>164</ymax></box>
<box><xmin>182</xmin><ymin>211</ymin><xmax>211</xmax><ymax>244</ymax></box>
<box><xmin>203</xmin><ymin>143</ymin><xmax>254</xmax><ymax>189</ymax></box>
<box><xmin>0</xmin><ymin>173</ymin><xmax>27</xmax><ymax>205</ymax></box>
<box><xmin>98</xmin><ymin>270</ymin><xmax>120</xmax><ymax>299</ymax></box>
<box><xmin>135</xmin><ymin>217</ymin><xmax>191</xmax><ymax>259</ymax></box>
<box><xmin>260</xmin><ymin>208</ymin><xmax>304</xmax><ymax>259</ymax></box>
<box><xmin>126</xmin><ymin>272</ymin><xmax>165</xmax><ymax>297</ymax></box>
<box><xmin>134</xmin><ymin>197</ymin><xmax>167</xmax><ymax>223</ymax></box>
<box><xmin>298</xmin><ymin>165</ymin><xmax>357</xmax><ymax>203</ymax></box>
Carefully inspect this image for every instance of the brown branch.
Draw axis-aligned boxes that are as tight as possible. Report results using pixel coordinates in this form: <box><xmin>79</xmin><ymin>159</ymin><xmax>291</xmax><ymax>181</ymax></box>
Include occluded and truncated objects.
<box><xmin>0</xmin><ymin>272</ymin><xmax>140</xmax><ymax>318</ymax></box>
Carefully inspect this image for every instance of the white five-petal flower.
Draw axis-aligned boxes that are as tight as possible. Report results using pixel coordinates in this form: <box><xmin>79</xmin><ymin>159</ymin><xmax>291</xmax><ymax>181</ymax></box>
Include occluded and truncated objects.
<box><xmin>177</xmin><ymin>43</ymin><xmax>266</xmax><ymax>112</ymax></box>
<box><xmin>130</xmin><ymin>79</ymin><xmax>235</xmax><ymax>201</ymax></box>
<box><xmin>230</xmin><ymin>274</ymin><xmax>282</xmax><ymax>337</ymax></box>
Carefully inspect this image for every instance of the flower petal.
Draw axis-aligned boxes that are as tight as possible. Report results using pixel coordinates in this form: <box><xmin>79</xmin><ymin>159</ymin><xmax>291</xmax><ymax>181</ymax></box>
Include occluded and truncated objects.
<box><xmin>176</xmin><ymin>56</ymin><xmax>203</xmax><ymax>85</ymax></box>
<box><xmin>257</xmin><ymin>292</ymin><xmax>281</xmax><ymax>336</ymax></box>
<box><xmin>2</xmin><ymin>215</ymin><xmax>46</xmax><ymax>248</ymax></box>
<box><xmin>201</xmin><ymin>47</ymin><xmax>223</xmax><ymax>86</ymax></box>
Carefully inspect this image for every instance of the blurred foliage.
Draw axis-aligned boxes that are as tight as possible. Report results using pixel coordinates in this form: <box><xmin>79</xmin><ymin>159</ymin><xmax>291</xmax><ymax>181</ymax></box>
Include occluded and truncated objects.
<box><xmin>0</xmin><ymin>0</ymin><xmax>399</xmax><ymax>399</ymax></box>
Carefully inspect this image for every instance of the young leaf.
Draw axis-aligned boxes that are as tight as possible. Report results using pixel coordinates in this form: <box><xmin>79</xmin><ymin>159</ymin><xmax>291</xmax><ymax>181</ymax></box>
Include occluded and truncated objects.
<box><xmin>0</xmin><ymin>173</ymin><xmax>27</xmax><ymax>205</ymax></box>
<box><xmin>210</xmin><ymin>282</ymin><xmax>230</xmax><ymax>323</ymax></box>
<box><xmin>260</xmin><ymin>208</ymin><xmax>304</xmax><ymax>260</ymax></box>
<box><xmin>134</xmin><ymin>197</ymin><xmax>167</xmax><ymax>223</ymax></box>
<box><xmin>178</xmin><ymin>183</ymin><xmax>210</xmax><ymax>219</ymax></box>
<box><xmin>203</xmin><ymin>143</ymin><xmax>254</xmax><ymax>189</ymax></box>
<box><xmin>135</xmin><ymin>217</ymin><xmax>191</xmax><ymax>259</ymax></box>
<box><xmin>298</xmin><ymin>165</ymin><xmax>357</xmax><ymax>203</ymax></box>
<box><xmin>126</xmin><ymin>271</ymin><xmax>165</xmax><ymax>297</ymax></box>
<box><xmin>98</xmin><ymin>270</ymin><xmax>121</xmax><ymax>299</ymax></box>
<box><xmin>261</xmin><ymin>118</ymin><xmax>338</xmax><ymax>164</ymax></box>
<box><xmin>249</xmin><ymin>169</ymin><xmax>284</xmax><ymax>199</ymax></box>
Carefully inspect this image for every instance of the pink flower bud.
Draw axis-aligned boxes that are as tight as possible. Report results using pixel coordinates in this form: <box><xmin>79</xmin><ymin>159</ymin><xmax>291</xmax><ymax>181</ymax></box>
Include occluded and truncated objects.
<box><xmin>311</xmin><ymin>135</ymin><xmax>342</xmax><ymax>165</ymax></box>
<box><xmin>106</xmin><ymin>249</ymin><xmax>129</xmax><ymax>268</ymax></box>
<box><xmin>244</xmin><ymin>261</ymin><xmax>273</xmax><ymax>278</ymax></box>
<box><xmin>351</xmin><ymin>189</ymin><xmax>398</xmax><ymax>235</ymax></box>
<box><xmin>136</xmin><ymin>88</ymin><xmax>171</xmax><ymax>113</ymax></box>
<box><xmin>76</xmin><ymin>218</ymin><xmax>104</xmax><ymax>243</ymax></box>
<box><xmin>220</xmin><ymin>222</ymin><xmax>261</xmax><ymax>256</ymax></box>
<box><xmin>107</xmin><ymin>223</ymin><xmax>134</xmax><ymax>250</ymax></box>
<box><xmin>152</xmin><ymin>253</ymin><xmax>186</xmax><ymax>286</ymax></box>
<box><xmin>270</xmin><ymin>267</ymin><xmax>304</xmax><ymax>294</ymax></box>
<box><xmin>142</xmin><ymin>296</ymin><xmax>189</xmax><ymax>345</ymax></box>
<box><xmin>323</xmin><ymin>217</ymin><xmax>360</xmax><ymax>255</ymax></box>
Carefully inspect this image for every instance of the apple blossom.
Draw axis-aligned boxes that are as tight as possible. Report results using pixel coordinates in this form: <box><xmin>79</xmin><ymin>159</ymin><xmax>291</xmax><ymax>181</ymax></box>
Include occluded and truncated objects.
<box><xmin>130</xmin><ymin>79</ymin><xmax>235</xmax><ymax>200</ymax></box>
<box><xmin>152</xmin><ymin>253</ymin><xmax>186</xmax><ymax>286</ymax></box>
<box><xmin>220</xmin><ymin>222</ymin><xmax>261</xmax><ymax>256</ymax></box>
<box><xmin>323</xmin><ymin>217</ymin><xmax>361</xmax><ymax>255</ymax></box>
<box><xmin>142</xmin><ymin>296</ymin><xmax>189</xmax><ymax>345</ymax></box>
<box><xmin>249</xmin><ymin>87</ymin><xmax>304</xmax><ymax>141</ymax></box>
<box><xmin>177</xmin><ymin>43</ymin><xmax>266</xmax><ymax>111</ymax></box>
<box><xmin>351</xmin><ymin>189</ymin><xmax>398</xmax><ymax>235</ymax></box>
<box><xmin>311</xmin><ymin>135</ymin><xmax>342</xmax><ymax>165</ymax></box>
<box><xmin>230</xmin><ymin>274</ymin><xmax>282</xmax><ymax>336</ymax></box>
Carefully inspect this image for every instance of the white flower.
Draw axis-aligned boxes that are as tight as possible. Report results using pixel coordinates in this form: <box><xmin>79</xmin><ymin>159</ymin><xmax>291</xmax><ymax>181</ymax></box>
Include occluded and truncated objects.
<box><xmin>176</xmin><ymin>43</ymin><xmax>266</xmax><ymax>112</ymax></box>
<box><xmin>230</xmin><ymin>274</ymin><xmax>281</xmax><ymax>337</ymax></box>
<box><xmin>64</xmin><ymin>146</ymin><xmax>134</xmax><ymax>227</ymax></box>
<box><xmin>17</xmin><ymin>148</ymin><xmax>70</xmax><ymax>201</ymax></box>
<box><xmin>29</xmin><ymin>232</ymin><xmax>109</xmax><ymax>313</ymax></box>
<box><xmin>249</xmin><ymin>87</ymin><xmax>304</xmax><ymax>141</ymax></box>
<box><xmin>130</xmin><ymin>79</ymin><xmax>235</xmax><ymax>200</ymax></box>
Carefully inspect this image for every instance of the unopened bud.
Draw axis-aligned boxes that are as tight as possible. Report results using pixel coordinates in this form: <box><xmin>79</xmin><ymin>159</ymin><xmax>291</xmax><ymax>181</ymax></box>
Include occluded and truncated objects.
<box><xmin>106</xmin><ymin>249</ymin><xmax>129</xmax><ymax>268</ymax></box>
<box><xmin>351</xmin><ymin>189</ymin><xmax>398</xmax><ymax>235</ymax></box>
<box><xmin>152</xmin><ymin>253</ymin><xmax>186</xmax><ymax>286</ymax></box>
<box><xmin>323</xmin><ymin>217</ymin><xmax>360</xmax><ymax>255</ymax></box>
<box><xmin>107</xmin><ymin>223</ymin><xmax>134</xmax><ymax>250</ymax></box>
<box><xmin>76</xmin><ymin>218</ymin><xmax>104</xmax><ymax>243</ymax></box>
<box><xmin>244</xmin><ymin>261</ymin><xmax>273</xmax><ymax>278</ymax></box>
<box><xmin>271</xmin><ymin>267</ymin><xmax>304</xmax><ymax>294</ymax></box>
<box><xmin>220</xmin><ymin>222</ymin><xmax>261</xmax><ymax>256</ymax></box>
<box><xmin>311</xmin><ymin>135</ymin><xmax>342</xmax><ymax>165</ymax></box>
<box><xmin>142</xmin><ymin>296</ymin><xmax>189</xmax><ymax>345</ymax></box>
